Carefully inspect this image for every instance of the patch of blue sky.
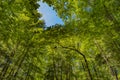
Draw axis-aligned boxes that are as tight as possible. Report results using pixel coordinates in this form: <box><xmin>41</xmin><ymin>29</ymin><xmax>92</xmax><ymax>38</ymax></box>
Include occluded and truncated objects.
<box><xmin>38</xmin><ymin>1</ymin><xmax>64</xmax><ymax>27</ymax></box>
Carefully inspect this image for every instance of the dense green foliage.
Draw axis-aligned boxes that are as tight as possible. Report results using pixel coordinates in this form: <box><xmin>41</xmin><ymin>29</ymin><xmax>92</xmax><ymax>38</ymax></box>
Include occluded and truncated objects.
<box><xmin>0</xmin><ymin>0</ymin><xmax>120</xmax><ymax>80</ymax></box>
<box><xmin>0</xmin><ymin>0</ymin><xmax>44</xmax><ymax>80</ymax></box>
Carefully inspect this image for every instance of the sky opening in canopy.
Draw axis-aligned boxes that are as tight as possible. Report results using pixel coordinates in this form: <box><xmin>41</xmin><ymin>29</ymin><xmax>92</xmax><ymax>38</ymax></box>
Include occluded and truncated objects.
<box><xmin>38</xmin><ymin>1</ymin><xmax>64</xmax><ymax>27</ymax></box>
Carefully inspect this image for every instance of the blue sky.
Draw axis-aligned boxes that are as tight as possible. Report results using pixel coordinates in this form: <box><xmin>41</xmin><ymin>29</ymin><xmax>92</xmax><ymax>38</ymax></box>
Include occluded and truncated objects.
<box><xmin>38</xmin><ymin>1</ymin><xmax>64</xmax><ymax>26</ymax></box>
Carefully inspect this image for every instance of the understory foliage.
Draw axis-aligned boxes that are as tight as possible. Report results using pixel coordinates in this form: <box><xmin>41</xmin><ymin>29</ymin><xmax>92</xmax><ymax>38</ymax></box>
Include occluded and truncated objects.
<box><xmin>0</xmin><ymin>0</ymin><xmax>120</xmax><ymax>80</ymax></box>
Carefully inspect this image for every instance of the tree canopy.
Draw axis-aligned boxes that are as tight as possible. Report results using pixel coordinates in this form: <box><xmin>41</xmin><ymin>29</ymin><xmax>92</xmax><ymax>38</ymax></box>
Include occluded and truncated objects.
<box><xmin>0</xmin><ymin>0</ymin><xmax>120</xmax><ymax>80</ymax></box>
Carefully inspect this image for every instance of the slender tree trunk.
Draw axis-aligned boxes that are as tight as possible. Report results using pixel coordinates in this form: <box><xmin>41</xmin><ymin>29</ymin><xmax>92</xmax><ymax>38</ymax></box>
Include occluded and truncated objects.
<box><xmin>0</xmin><ymin>41</ymin><xmax>20</xmax><ymax>80</ymax></box>
<box><xmin>92</xmin><ymin>61</ymin><xmax>99</xmax><ymax>79</ymax></box>
<box><xmin>68</xmin><ymin>63</ymin><xmax>72</xmax><ymax>80</ymax></box>
<box><xmin>6</xmin><ymin>53</ymin><xmax>23</xmax><ymax>80</ymax></box>
<box><xmin>94</xmin><ymin>39</ymin><xmax>118</xmax><ymax>80</ymax></box>
<box><xmin>6</xmin><ymin>67</ymin><xmax>14</xmax><ymax>80</ymax></box>
<box><xmin>0</xmin><ymin>60</ymin><xmax>10</xmax><ymax>80</ymax></box>
<box><xmin>60</xmin><ymin>60</ymin><xmax>63</xmax><ymax>80</ymax></box>
<box><xmin>25</xmin><ymin>65</ymin><xmax>30</xmax><ymax>80</ymax></box>
<box><xmin>81</xmin><ymin>61</ymin><xmax>89</xmax><ymax>80</ymax></box>
<box><xmin>66</xmin><ymin>69</ymin><xmax>69</xmax><ymax>80</ymax></box>
<box><xmin>60</xmin><ymin>45</ymin><xmax>93</xmax><ymax>80</ymax></box>
<box><xmin>114</xmin><ymin>69</ymin><xmax>119</xmax><ymax>80</ymax></box>
<box><xmin>53</xmin><ymin>56</ymin><xmax>58</xmax><ymax>80</ymax></box>
<box><xmin>110</xmin><ymin>66</ymin><xmax>119</xmax><ymax>80</ymax></box>
<box><xmin>13</xmin><ymin>53</ymin><xmax>27</xmax><ymax>78</ymax></box>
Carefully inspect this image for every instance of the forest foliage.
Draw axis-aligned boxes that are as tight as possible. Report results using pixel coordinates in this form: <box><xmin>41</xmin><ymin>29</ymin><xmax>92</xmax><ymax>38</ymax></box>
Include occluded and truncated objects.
<box><xmin>0</xmin><ymin>0</ymin><xmax>120</xmax><ymax>80</ymax></box>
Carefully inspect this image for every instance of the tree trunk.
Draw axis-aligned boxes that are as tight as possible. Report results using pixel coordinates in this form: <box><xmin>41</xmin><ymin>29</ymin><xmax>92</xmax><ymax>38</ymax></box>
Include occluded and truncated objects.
<box><xmin>59</xmin><ymin>44</ymin><xmax>93</xmax><ymax>80</ymax></box>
